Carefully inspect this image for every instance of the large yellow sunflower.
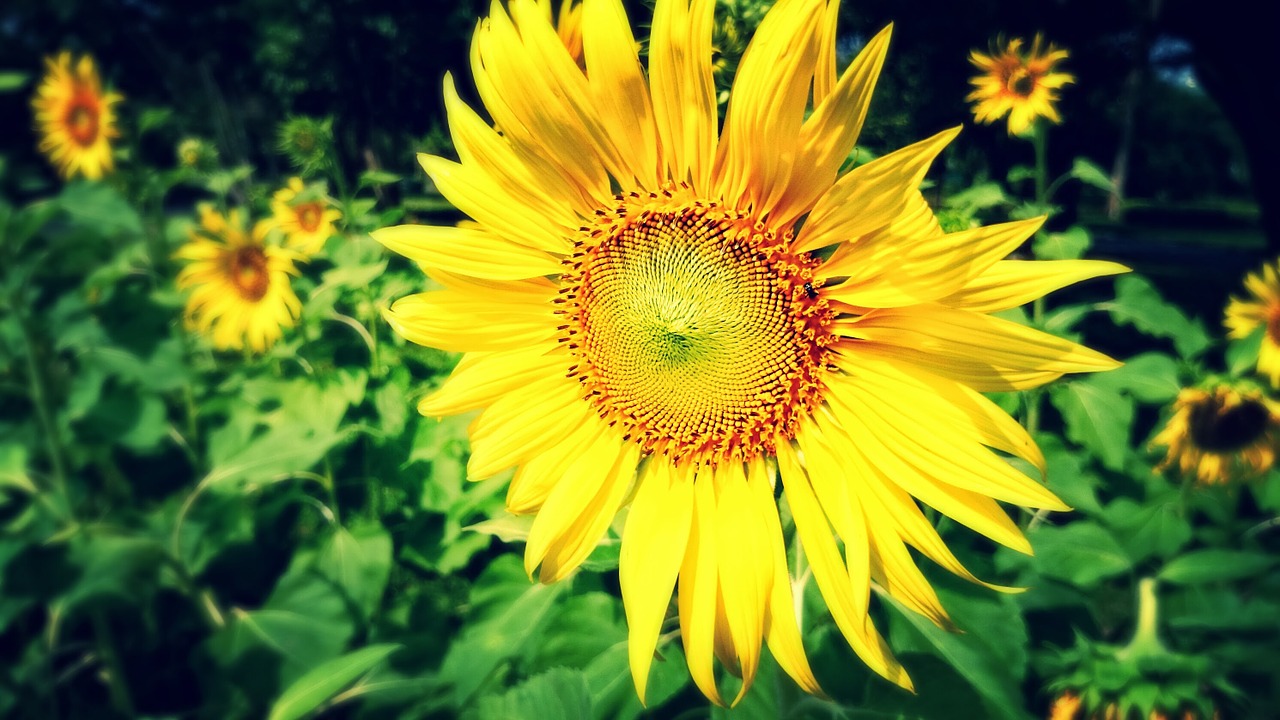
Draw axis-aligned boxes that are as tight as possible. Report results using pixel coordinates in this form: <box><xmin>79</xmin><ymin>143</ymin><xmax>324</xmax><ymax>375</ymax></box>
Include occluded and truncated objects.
<box><xmin>968</xmin><ymin>35</ymin><xmax>1073</xmax><ymax>135</ymax></box>
<box><xmin>176</xmin><ymin>206</ymin><xmax>303</xmax><ymax>353</ymax></box>
<box><xmin>376</xmin><ymin>0</ymin><xmax>1124</xmax><ymax>704</ymax></box>
<box><xmin>1225</xmin><ymin>260</ymin><xmax>1280</xmax><ymax>386</ymax></box>
<box><xmin>32</xmin><ymin>51</ymin><xmax>123</xmax><ymax>180</ymax></box>
<box><xmin>269</xmin><ymin>177</ymin><xmax>343</xmax><ymax>256</ymax></box>
<box><xmin>1152</xmin><ymin>383</ymin><xmax>1280</xmax><ymax>486</ymax></box>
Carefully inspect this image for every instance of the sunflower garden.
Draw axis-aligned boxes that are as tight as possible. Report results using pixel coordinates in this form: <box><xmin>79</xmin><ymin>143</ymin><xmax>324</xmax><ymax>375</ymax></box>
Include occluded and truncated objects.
<box><xmin>2</xmin><ymin>0</ymin><xmax>1278</xmax><ymax>718</ymax></box>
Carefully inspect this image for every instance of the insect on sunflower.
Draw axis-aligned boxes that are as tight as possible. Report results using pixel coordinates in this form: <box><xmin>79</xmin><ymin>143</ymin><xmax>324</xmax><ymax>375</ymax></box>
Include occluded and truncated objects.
<box><xmin>376</xmin><ymin>0</ymin><xmax>1125</xmax><ymax>704</ymax></box>
<box><xmin>32</xmin><ymin>51</ymin><xmax>123</xmax><ymax>180</ymax></box>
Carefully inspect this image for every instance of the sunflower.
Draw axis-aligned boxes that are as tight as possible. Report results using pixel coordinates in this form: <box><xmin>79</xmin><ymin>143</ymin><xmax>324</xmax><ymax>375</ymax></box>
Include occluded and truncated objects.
<box><xmin>176</xmin><ymin>205</ymin><xmax>303</xmax><ymax>353</ymax></box>
<box><xmin>1224</xmin><ymin>260</ymin><xmax>1280</xmax><ymax>386</ymax></box>
<box><xmin>375</xmin><ymin>0</ymin><xmax>1123</xmax><ymax>704</ymax></box>
<box><xmin>269</xmin><ymin>177</ymin><xmax>342</xmax><ymax>255</ymax></box>
<box><xmin>968</xmin><ymin>35</ymin><xmax>1073</xmax><ymax>135</ymax></box>
<box><xmin>1152</xmin><ymin>383</ymin><xmax>1280</xmax><ymax>485</ymax></box>
<box><xmin>32</xmin><ymin>51</ymin><xmax>123</xmax><ymax>180</ymax></box>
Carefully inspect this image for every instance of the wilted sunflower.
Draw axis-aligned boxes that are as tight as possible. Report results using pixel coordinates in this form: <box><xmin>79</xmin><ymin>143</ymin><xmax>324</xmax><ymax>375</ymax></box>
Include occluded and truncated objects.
<box><xmin>377</xmin><ymin>0</ymin><xmax>1123</xmax><ymax>704</ymax></box>
<box><xmin>32</xmin><ymin>51</ymin><xmax>123</xmax><ymax>180</ymax></box>
<box><xmin>968</xmin><ymin>34</ymin><xmax>1073</xmax><ymax>135</ymax></box>
<box><xmin>1152</xmin><ymin>383</ymin><xmax>1280</xmax><ymax>485</ymax></box>
<box><xmin>1225</xmin><ymin>260</ymin><xmax>1280</xmax><ymax>386</ymax></box>
<box><xmin>176</xmin><ymin>206</ymin><xmax>303</xmax><ymax>353</ymax></box>
<box><xmin>269</xmin><ymin>177</ymin><xmax>342</xmax><ymax>255</ymax></box>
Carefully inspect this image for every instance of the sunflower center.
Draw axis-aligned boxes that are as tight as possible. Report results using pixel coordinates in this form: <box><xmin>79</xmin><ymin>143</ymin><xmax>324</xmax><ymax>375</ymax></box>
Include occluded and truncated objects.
<box><xmin>558</xmin><ymin>190</ymin><xmax>835</xmax><ymax>463</ymax></box>
<box><xmin>296</xmin><ymin>203</ymin><xmax>323</xmax><ymax>232</ymax></box>
<box><xmin>1006</xmin><ymin>68</ymin><xmax>1035</xmax><ymax>97</ymax></box>
<box><xmin>1188</xmin><ymin>393</ymin><xmax>1272</xmax><ymax>452</ymax></box>
<box><xmin>226</xmin><ymin>246</ymin><xmax>271</xmax><ymax>302</ymax></box>
<box><xmin>65</xmin><ymin>99</ymin><xmax>100</xmax><ymax>147</ymax></box>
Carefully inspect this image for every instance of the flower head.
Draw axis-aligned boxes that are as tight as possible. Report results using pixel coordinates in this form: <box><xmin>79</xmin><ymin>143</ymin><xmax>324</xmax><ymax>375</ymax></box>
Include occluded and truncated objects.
<box><xmin>176</xmin><ymin>206</ymin><xmax>303</xmax><ymax>353</ymax></box>
<box><xmin>269</xmin><ymin>177</ymin><xmax>342</xmax><ymax>256</ymax></box>
<box><xmin>177</xmin><ymin>136</ymin><xmax>219</xmax><ymax>172</ymax></box>
<box><xmin>1152</xmin><ymin>381</ymin><xmax>1280</xmax><ymax>485</ymax></box>
<box><xmin>1225</xmin><ymin>260</ymin><xmax>1280</xmax><ymax>386</ymax></box>
<box><xmin>376</xmin><ymin>0</ymin><xmax>1123</xmax><ymax>704</ymax></box>
<box><xmin>277</xmin><ymin>115</ymin><xmax>334</xmax><ymax>174</ymax></box>
<box><xmin>32</xmin><ymin>51</ymin><xmax>123</xmax><ymax>180</ymax></box>
<box><xmin>968</xmin><ymin>35</ymin><xmax>1073</xmax><ymax>135</ymax></box>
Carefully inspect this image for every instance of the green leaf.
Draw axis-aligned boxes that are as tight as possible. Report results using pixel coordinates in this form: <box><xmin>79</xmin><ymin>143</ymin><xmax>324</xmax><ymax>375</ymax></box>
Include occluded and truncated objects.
<box><xmin>438</xmin><ymin>555</ymin><xmax>567</xmax><ymax>705</ymax></box>
<box><xmin>138</xmin><ymin>107</ymin><xmax>175</xmax><ymax>134</ymax></box>
<box><xmin>267</xmin><ymin>643</ymin><xmax>399</xmax><ymax>720</ymax></box>
<box><xmin>944</xmin><ymin>182</ymin><xmax>1009</xmax><ymax>213</ymax></box>
<box><xmin>59</xmin><ymin>182</ymin><xmax>142</xmax><ymax>236</ymax></box>
<box><xmin>0</xmin><ymin>71</ymin><xmax>30</xmax><ymax>92</ymax></box>
<box><xmin>56</xmin><ymin>534</ymin><xmax>167</xmax><ymax>616</ymax></box>
<box><xmin>1033</xmin><ymin>225</ymin><xmax>1090</xmax><ymax>261</ymax></box>
<box><xmin>1102</xmin><ymin>497</ymin><xmax>1192</xmax><ymax>563</ymax></box>
<box><xmin>1028</xmin><ymin>522</ymin><xmax>1132</xmax><ymax>588</ymax></box>
<box><xmin>0</xmin><ymin>444</ymin><xmax>35</xmax><ymax>495</ymax></box>
<box><xmin>1159</xmin><ymin>550</ymin><xmax>1276</xmax><ymax>585</ymax></box>
<box><xmin>1049</xmin><ymin>377</ymin><xmax>1136</xmax><ymax>471</ymax></box>
<box><xmin>358</xmin><ymin>170</ymin><xmax>403</xmax><ymax>188</ymax></box>
<box><xmin>583</xmin><ymin>641</ymin><xmax>687</xmax><ymax>720</ymax></box>
<box><xmin>315</xmin><ymin>524</ymin><xmax>392</xmax><ymax>622</ymax></box>
<box><xmin>1091</xmin><ymin>352</ymin><xmax>1181</xmax><ymax>404</ymax></box>
<box><xmin>1226</xmin><ymin>326</ymin><xmax>1265</xmax><ymax>377</ymax></box>
<box><xmin>1107</xmin><ymin>276</ymin><xmax>1212</xmax><ymax>358</ymax></box>
<box><xmin>466</xmin><ymin>515</ymin><xmax>535</xmax><ymax>543</ymax></box>
<box><xmin>1068</xmin><ymin>158</ymin><xmax>1116</xmax><ymax>193</ymax></box>
<box><xmin>886</xmin><ymin>579</ymin><xmax>1031</xmax><ymax>720</ymax></box>
<box><xmin>475</xmin><ymin>668</ymin><xmax>592</xmax><ymax>720</ymax></box>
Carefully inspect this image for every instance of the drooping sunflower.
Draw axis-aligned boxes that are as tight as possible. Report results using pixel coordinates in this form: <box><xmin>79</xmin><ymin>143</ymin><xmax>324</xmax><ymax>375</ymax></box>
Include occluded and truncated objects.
<box><xmin>32</xmin><ymin>51</ymin><xmax>123</xmax><ymax>180</ymax></box>
<box><xmin>176</xmin><ymin>205</ymin><xmax>303</xmax><ymax>353</ymax></box>
<box><xmin>376</xmin><ymin>0</ymin><xmax>1124</xmax><ymax>704</ymax></box>
<box><xmin>1152</xmin><ymin>382</ymin><xmax>1280</xmax><ymax>485</ymax></box>
<box><xmin>269</xmin><ymin>177</ymin><xmax>342</xmax><ymax>256</ymax></box>
<box><xmin>1224</xmin><ymin>260</ymin><xmax>1280</xmax><ymax>386</ymax></box>
<box><xmin>968</xmin><ymin>34</ymin><xmax>1073</xmax><ymax>135</ymax></box>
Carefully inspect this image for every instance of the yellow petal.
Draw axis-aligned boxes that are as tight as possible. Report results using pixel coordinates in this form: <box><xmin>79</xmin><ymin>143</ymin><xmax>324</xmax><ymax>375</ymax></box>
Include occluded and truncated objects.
<box><xmin>795</xmin><ymin>127</ymin><xmax>960</xmax><ymax>253</ymax></box>
<box><xmin>776</xmin><ymin>24</ymin><xmax>891</xmax><ymax>227</ymax></box>
<box><xmin>417</xmin><ymin>345</ymin><xmax>570</xmax><ymax>417</ymax></box>
<box><xmin>649</xmin><ymin>0</ymin><xmax>717</xmax><ymax>190</ymax></box>
<box><xmin>713</xmin><ymin>462</ymin><xmax>770</xmax><ymax>705</ymax></box>
<box><xmin>382</xmin><ymin>286</ymin><xmax>557</xmax><ymax>354</ymax></box>
<box><xmin>678</xmin><ymin>468</ymin><xmax>726</xmax><ymax>706</ymax></box>
<box><xmin>468</xmin><ymin>378</ymin><xmax>591</xmax><ymax>479</ymax></box>
<box><xmin>824</xmin><ymin>217</ymin><xmax>1046</xmax><ymax>308</ymax></box>
<box><xmin>942</xmin><ymin>259</ymin><xmax>1130</xmax><ymax>313</ymax></box>
<box><xmin>776</xmin><ymin>442</ymin><xmax>912</xmax><ymax>690</ymax></box>
<box><xmin>507</xmin><ymin>417</ymin><xmax>605</xmax><ymax>513</ymax></box>
<box><xmin>582</xmin><ymin>0</ymin><xmax>661</xmax><ymax>189</ymax></box>
<box><xmin>621</xmin><ymin>460</ymin><xmax>694</xmax><ymax>704</ymax></box>
<box><xmin>373</xmin><ymin>223</ymin><xmax>563</xmax><ymax>281</ymax></box>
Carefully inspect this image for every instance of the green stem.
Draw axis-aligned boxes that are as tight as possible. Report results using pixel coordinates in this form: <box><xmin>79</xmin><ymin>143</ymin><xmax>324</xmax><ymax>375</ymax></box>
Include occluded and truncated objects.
<box><xmin>1118</xmin><ymin>577</ymin><xmax>1166</xmax><ymax>660</ymax></box>
<box><xmin>17</xmin><ymin>309</ymin><xmax>70</xmax><ymax>517</ymax></box>
<box><xmin>91</xmin><ymin>610</ymin><xmax>135</xmax><ymax>716</ymax></box>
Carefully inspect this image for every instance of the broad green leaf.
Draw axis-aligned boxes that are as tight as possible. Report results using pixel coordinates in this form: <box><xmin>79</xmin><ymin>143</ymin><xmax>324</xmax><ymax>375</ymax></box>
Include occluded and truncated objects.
<box><xmin>579</xmin><ymin>536</ymin><xmax>621</xmax><ymax>572</ymax></box>
<box><xmin>1226</xmin><ymin>326</ymin><xmax>1265</xmax><ymax>377</ymax></box>
<box><xmin>886</xmin><ymin>579</ymin><xmax>1031</xmax><ymax>720</ymax></box>
<box><xmin>1028</xmin><ymin>522</ymin><xmax>1132</xmax><ymax>588</ymax></box>
<box><xmin>56</xmin><ymin>534</ymin><xmax>166</xmax><ymax>616</ymax></box>
<box><xmin>475</xmin><ymin>668</ymin><xmax>592</xmax><ymax>720</ymax></box>
<box><xmin>945</xmin><ymin>182</ymin><xmax>1009</xmax><ymax>213</ymax></box>
<box><xmin>1159</xmin><ymin>550</ymin><xmax>1276</xmax><ymax>585</ymax></box>
<box><xmin>583</xmin><ymin>641</ymin><xmax>687</xmax><ymax>720</ymax></box>
<box><xmin>438</xmin><ymin>555</ymin><xmax>567</xmax><ymax>705</ymax></box>
<box><xmin>530</xmin><ymin>592</ymin><xmax>625</xmax><ymax>671</ymax></box>
<box><xmin>467</xmin><ymin>515</ymin><xmax>535</xmax><ymax>543</ymax></box>
<box><xmin>1038</xmin><ymin>434</ymin><xmax>1104</xmax><ymax>515</ymax></box>
<box><xmin>1102</xmin><ymin>498</ymin><xmax>1192</xmax><ymax>563</ymax></box>
<box><xmin>59</xmin><ymin>181</ymin><xmax>143</xmax><ymax>236</ymax></box>
<box><xmin>1068</xmin><ymin>158</ymin><xmax>1116</xmax><ymax>193</ymax></box>
<box><xmin>0</xmin><ymin>71</ymin><xmax>29</xmax><ymax>92</ymax></box>
<box><xmin>358</xmin><ymin>170</ymin><xmax>403</xmax><ymax>188</ymax></box>
<box><xmin>1090</xmin><ymin>352</ymin><xmax>1181</xmax><ymax>404</ymax></box>
<box><xmin>1106</xmin><ymin>276</ymin><xmax>1211</xmax><ymax>358</ymax></box>
<box><xmin>315</xmin><ymin>524</ymin><xmax>393</xmax><ymax>622</ymax></box>
<box><xmin>1050</xmin><ymin>377</ymin><xmax>1135</xmax><ymax>471</ymax></box>
<box><xmin>267</xmin><ymin>643</ymin><xmax>399</xmax><ymax>720</ymax></box>
<box><xmin>0</xmin><ymin>444</ymin><xmax>34</xmax><ymax>495</ymax></box>
<box><xmin>1033</xmin><ymin>225</ymin><xmax>1090</xmax><ymax>261</ymax></box>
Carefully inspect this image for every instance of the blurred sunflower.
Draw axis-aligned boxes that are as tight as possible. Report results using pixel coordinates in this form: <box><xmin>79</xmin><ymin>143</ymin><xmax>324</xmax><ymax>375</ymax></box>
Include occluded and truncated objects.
<box><xmin>269</xmin><ymin>177</ymin><xmax>342</xmax><ymax>255</ymax></box>
<box><xmin>176</xmin><ymin>206</ymin><xmax>302</xmax><ymax>353</ymax></box>
<box><xmin>377</xmin><ymin>0</ymin><xmax>1123</xmax><ymax>704</ymax></box>
<box><xmin>968</xmin><ymin>34</ymin><xmax>1073</xmax><ymax>135</ymax></box>
<box><xmin>32</xmin><ymin>51</ymin><xmax>123</xmax><ymax>180</ymax></box>
<box><xmin>1225</xmin><ymin>260</ymin><xmax>1280</xmax><ymax>386</ymax></box>
<box><xmin>1152</xmin><ymin>382</ymin><xmax>1280</xmax><ymax>485</ymax></box>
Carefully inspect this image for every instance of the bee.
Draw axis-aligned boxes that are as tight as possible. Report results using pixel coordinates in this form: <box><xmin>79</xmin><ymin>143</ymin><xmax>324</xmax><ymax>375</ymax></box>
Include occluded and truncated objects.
<box><xmin>803</xmin><ymin>282</ymin><xmax>818</xmax><ymax>299</ymax></box>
